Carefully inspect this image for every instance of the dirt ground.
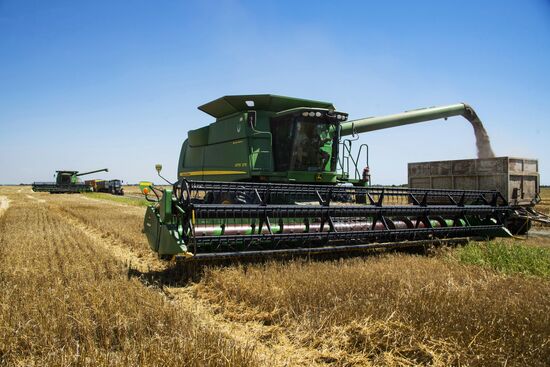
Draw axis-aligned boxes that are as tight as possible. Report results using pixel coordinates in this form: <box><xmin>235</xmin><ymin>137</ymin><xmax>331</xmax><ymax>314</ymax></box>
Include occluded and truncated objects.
<box><xmin>1</xmin><ymin>186</ymin><xmax>549</xmax><ymax>366</ymax></box>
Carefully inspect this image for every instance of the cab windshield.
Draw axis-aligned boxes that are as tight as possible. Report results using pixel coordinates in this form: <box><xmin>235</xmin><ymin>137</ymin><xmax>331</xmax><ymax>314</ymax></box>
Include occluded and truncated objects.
<box><xmin>271</xmin><ymin>115</ymin><xmax>337</xmax><ymax>172</ymax></box>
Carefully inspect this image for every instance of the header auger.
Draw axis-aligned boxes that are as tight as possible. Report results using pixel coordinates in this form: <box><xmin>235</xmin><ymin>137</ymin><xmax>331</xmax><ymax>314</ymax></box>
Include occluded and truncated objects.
<box><xmin>143</xmin><ymin>95</ymin><xmax>516</xmax><ymax>262</ymax></box>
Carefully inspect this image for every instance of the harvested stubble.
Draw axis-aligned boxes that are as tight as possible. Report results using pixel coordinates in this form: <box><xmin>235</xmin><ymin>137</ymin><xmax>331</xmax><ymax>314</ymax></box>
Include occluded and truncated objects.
<box><xmin>7</xmin><ymin>186</ymin><xmax>550</xmax><ymax>366</ymax></box>
<box><xmin>55</xmin><ymin>197</ymin><xmax>153</xmax><ymax>260</ymax></box>
<box><xmin>122</xmin><ymin>185</ymin><xmax>144</xmax><ymax>195</ymax></box>
<box><xmin>196</xmin><ymin>257</ymin><xmax>550</xmax><ymax>366</ymax></box>
<box><xmin>84</xmin><ymin>192</ymin><xmax>150</xmax><ymax>207</ymax></box>
<box><xmin>0</xmin><ymin>194</ymin><xmax>256</xmax><ymax>366</ymax></box>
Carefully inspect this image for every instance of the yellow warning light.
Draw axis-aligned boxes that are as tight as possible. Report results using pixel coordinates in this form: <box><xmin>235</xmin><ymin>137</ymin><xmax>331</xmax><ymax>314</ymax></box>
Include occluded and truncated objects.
<box><xmin>143</xmin><ymin>187</ymin><xmax>149</xmax><ymax>195</ymax></box>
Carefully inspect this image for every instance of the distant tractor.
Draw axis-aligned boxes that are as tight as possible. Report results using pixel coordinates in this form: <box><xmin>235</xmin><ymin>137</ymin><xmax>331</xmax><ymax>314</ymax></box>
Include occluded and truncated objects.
<box><xmin>32</xmin><ymin>168</ymin><xmax>108</xmax><ymax>193</ymax></box>
<box><xmin>96</xmin><ymin>179</ymin><xmax>124</xmax><ymax>195</ymax></box>
<box><xmin>85</xmin><ymin>179</ymin><xmax>125</xmax><ymax>195</ymax></box>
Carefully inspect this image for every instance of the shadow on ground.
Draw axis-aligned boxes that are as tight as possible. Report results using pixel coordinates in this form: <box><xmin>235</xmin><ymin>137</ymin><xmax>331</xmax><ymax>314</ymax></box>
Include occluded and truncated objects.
<box><xmin>126</xmin><ymin>245</ymin><xmax>435</xmax><ymax>288</ymax></box>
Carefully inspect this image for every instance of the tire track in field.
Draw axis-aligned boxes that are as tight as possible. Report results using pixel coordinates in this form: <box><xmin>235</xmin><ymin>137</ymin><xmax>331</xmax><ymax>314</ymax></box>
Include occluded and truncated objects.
<box><xmin>26</xmin><ymin>194</ymin><xmax>46</xmax><ymax>203</ymax></box>
<box><xmin>166</xmin><ymin>286</ymin><xmax>327</xmax><ymax>367</ymax></box>
<box><xmin>47</xmin><ymin>204</ymin><xmax>311</xmax><ymax>367</ymax></box>
<box><xmin>79</xmin><ymin>194</ymin><xmax>144</xmax><ymax>211</ymax></box>
<box><xmin>48</xmin><ymin>205</ymin><xmax>162</xmax><ymax>273</ymax></box>
<box><xmin>49</xmin><ymin>196</ymin><xmax>322</xmax><ymax>366</ymax></box>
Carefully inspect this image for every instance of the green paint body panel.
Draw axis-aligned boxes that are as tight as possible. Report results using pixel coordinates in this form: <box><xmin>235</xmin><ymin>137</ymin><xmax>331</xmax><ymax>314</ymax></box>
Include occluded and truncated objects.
<box><xmin>144</xmin><ymin>206</ymin><xmax>161</xmax><ymax>252</ymax></box>
<box><xmin>159</xmin><ymin>189</ymin><xmax>173</xmax><ymax>222</ymax></box>
<box><xmin>143</xmin><ymin>195</ymin><xmax>187</xmax><ymax>256</ymax></box>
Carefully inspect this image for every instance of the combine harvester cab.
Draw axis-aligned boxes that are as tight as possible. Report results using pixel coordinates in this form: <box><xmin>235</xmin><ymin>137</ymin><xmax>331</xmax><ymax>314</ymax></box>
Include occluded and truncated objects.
<box><xmin>142</xmin><ymin>95</ymin><xmax>516</xmax><ymax>261</ymax></box>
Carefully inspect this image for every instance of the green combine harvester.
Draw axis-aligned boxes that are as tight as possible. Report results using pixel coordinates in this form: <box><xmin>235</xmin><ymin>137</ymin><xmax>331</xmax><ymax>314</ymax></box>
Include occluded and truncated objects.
<box><xmin>32</xmin><ymin>168</ymin><xmax>108</xmax><ymax>193</ymax></box>
<box><xmin>143</xmin><ymin>95</ymin><xmax>515</xmax><ymax>261</ymax></box>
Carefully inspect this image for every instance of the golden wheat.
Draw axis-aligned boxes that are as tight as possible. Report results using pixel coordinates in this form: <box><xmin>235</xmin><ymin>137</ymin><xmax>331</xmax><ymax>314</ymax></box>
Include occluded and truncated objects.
<box><xmin>4</xmin><ymin>185</ymin><xmax>550</xmax><ymax>367</ymax></box>
<box><xmin>196</xmin><ymin>257</ymin><xmax>550</xmax><ymax>366</ymax></box>
<box><xmin>0</xmin><ymin>190</ymin><xmax>257</xmax><ymax>366</ymax></box>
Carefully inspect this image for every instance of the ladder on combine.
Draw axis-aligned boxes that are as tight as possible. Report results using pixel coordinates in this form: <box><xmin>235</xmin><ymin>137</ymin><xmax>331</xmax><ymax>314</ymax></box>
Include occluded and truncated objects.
<box><xmin>338</xmin><ymin>139</ymin><xmax>369</xmax><ymax>182</ymax></box>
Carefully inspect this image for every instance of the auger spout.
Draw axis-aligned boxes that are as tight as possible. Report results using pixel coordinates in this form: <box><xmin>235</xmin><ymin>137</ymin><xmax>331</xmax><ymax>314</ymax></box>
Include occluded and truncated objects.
<box><xmin>339</xmin><ymin>103</ymin><xmax>495</xmax><ymax>158</ymax></box>
<box><xmin>340</xmin><ymin>103</ymin><xmax>468</xmax><ymax>135</ymax></box>
<box><xmin>75</xmin><ymin>168</ymin><xmax>109</xmax><ymax>177</ymax></box>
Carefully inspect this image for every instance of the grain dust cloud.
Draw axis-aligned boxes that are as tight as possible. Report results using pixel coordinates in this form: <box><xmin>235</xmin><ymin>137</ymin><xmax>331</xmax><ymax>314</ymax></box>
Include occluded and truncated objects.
<box><xmin>466</xmin><ymin>109</ymin><xmax>495</xmax><ymax>159</ymax></box>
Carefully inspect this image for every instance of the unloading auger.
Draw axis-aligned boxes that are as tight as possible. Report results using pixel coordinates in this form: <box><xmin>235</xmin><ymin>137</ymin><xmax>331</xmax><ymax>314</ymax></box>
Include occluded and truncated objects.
<box><xmin>143</xmin><ymin>95</ymin><xmax>514</xmax><ymax>261</ymax></box>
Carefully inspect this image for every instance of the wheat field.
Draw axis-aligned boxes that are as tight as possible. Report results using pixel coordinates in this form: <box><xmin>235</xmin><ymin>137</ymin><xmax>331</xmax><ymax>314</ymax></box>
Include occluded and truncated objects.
<box><xmin>0</xmin><ymin>188</ymin><xmax>255</xmax><ymax>366</ymax></box>
<box><xmin>1</xmin><ymin>186</ymin><xmax>549</xmax><ymax>366</ymax></box>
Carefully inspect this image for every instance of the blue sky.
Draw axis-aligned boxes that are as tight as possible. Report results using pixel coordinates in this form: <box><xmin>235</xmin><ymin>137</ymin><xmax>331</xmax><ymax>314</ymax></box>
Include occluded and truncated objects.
<box><xmin>1</xmin><ymin>0</ymin><xmax>549</xmax><ymax>184</ymax></box>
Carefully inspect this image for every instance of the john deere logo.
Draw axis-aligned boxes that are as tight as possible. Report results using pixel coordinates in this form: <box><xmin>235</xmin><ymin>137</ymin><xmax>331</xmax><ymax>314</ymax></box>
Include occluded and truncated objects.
<box><xmin>315</xmin><ymin>173</ymin><xmax>322</xmax><ymax>181</ymax></box>
<box><xmin>236</xmin><ymin>123</ymin><xmax>242</xmax><ymax>133</ymax></box>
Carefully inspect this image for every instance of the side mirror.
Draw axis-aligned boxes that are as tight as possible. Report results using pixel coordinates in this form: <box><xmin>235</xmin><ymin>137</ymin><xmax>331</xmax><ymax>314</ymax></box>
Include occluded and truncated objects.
<box><xmin>154</xmin><ymin>163</ymin><xmax>173</xmax><ymax>185</ymax></box>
